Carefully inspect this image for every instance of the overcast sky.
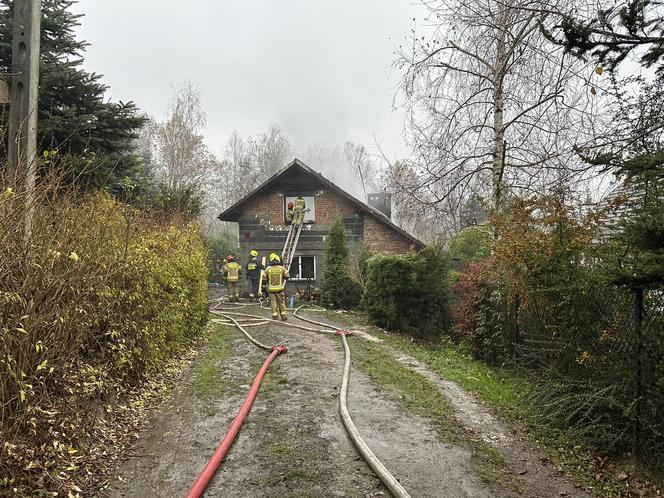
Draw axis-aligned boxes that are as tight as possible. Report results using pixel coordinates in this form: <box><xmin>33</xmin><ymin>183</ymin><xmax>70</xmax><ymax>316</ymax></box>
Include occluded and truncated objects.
<box><xmin>72</xmin><ymin>0</ymin><xmax>422</xmax><ymax>162</ymax></box>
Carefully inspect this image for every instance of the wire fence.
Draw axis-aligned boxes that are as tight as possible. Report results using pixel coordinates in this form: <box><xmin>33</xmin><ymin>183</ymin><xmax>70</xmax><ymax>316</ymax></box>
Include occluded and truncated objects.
<box><xmin>500</xmin><ymin>285</ymin><xmax>664</xmax><ymax>458</ymax></box>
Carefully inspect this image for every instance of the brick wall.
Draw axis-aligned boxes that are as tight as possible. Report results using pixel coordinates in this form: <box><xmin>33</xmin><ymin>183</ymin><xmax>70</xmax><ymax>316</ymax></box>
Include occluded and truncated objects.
<box><xmin>239</xmin><ymin>186</ymin><xmax>415</xmax><ymax>256</ymax></box>
<box><xmin>242</xmin><ymin>190</ymin><xmax>283</xmax><ymax>225</ymax></box>
<box><xmin>363</xmin><ymin>215</ymin><xmax>415</xmax><ymax>254</ymax></box>
<box><xmin>315</xmin><ymin>189</ymin><xmax>357</xmax><ymax>224</ymax></box>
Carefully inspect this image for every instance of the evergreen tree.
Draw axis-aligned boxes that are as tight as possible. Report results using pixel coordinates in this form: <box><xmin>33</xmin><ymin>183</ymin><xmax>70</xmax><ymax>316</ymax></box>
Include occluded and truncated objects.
<box><xmin>0</xmin><ymin>0</ymin><xmax>147</xmax><ymax>191</ymax></box>
<box><xmin>611</xmin><ymin>151</ymin><xmax>664</xmax><ymax>289</ymax></box>
<box><xmin>544</xmin><ymin>0</ymin><xmax>664</xmax><ymax>74</ymax></box>
<box><xmin>323</xmin><ymin>217</ymin><xmax>362</xmax><ymax>309</ymax></box>
<box><xmin>594</xmin><ymin>72</ymin><xmax>664</xmax><ymax>457</ymax></box>
<box><xmin>585</xmin><ymin>74</ymin><xmax>664</xmax><ymax>289</ymax></box>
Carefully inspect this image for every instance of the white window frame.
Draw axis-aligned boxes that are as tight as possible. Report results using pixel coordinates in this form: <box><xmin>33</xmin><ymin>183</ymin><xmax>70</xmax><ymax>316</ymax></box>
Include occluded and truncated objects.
<box><xmin>284</xmin><ymin>196</ymin><xmax>316</xmax><ymax>223</ymax></box>
<box><xmin>290</xmin><ymin>256</ymin><xmax>316</xmax><ymax>281</ymax></box>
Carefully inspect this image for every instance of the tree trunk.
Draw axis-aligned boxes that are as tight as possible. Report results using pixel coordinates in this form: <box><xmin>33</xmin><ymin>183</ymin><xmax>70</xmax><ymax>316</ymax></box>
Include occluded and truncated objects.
<box><xmin>491</xmin><ymin>8</ymin><xmax>508</xmax><ymax>214</ymax></box>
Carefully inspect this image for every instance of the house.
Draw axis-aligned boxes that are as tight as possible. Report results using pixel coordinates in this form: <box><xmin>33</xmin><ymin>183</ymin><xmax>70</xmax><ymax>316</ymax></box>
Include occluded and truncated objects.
<box><xmin>218</xmin><ymin>159</ymin><xmax>425</xmax><ymax>294</ymax></box>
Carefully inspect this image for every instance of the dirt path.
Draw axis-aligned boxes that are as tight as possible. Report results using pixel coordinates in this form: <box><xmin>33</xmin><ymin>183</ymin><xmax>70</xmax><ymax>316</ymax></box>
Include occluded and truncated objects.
<box><xmin>107</xmin><ymin>304</ymin><xmax>591</xmax><ymax>498</ymax></box>
<box><xmin>387</xmin><ymin>349</ymin><xmax>591</xmax><ymax>498</ymax></box>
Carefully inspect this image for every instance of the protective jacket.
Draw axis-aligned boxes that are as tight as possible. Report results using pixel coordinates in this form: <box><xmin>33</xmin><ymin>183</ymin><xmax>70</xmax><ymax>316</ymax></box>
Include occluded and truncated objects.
<box><xmin>264</xmin><ymin>263</ymin><xmax>289</xmax><ymax>292</ymax></box>
<box><xmin>294</xmin><ymin>197</ymin><xmax>305</xmax><ymax>211</ymax></box>
<box><xmin>245</xmin><ymin>257</ymin><xmax>263</xmax><ymax>280</ymax></box>
<box><xmin>224</xmin><ymin>261</ymin><xmax>241</xmax><ymax>282</ymax></box>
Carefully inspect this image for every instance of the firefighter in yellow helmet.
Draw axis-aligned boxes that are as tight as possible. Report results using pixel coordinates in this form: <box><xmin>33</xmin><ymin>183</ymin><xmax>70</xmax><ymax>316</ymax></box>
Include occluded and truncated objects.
<box><xmin>293</xmin><ymin>196</ymin><xmax>305</xmax><ymax>226</ymax></box>
<box><xmin>223</xmin><ymin>254</ymin><xmax>242</xmax><ymax>302</ymax></box>
<box><xmin>263</xmin><ymin>253</ymin><xmax>289</xmax><ymax>320</ymax></box>
<box><xmin>245</xmin><ymin>249</ymin><xmax>263</xmax><ymax>300</ymax></box>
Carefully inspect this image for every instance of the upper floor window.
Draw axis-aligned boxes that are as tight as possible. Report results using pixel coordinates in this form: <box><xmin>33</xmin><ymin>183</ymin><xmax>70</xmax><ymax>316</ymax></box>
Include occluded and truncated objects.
<box><xmin>284</xmin><ymin>196</ymin><xmax>315</xmax><ymax>224</ymax></box>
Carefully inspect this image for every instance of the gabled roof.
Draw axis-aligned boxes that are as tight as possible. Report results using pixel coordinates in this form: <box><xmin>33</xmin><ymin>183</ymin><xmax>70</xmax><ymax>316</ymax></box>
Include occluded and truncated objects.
<box><xmin>218</xmin><ymin>159</ymin><xmax>425</xmax><ymax>249</ymax></box>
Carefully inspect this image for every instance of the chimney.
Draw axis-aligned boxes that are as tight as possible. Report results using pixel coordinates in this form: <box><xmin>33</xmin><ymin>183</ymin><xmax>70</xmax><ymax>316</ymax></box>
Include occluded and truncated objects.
<box><xmin>367</xmin><ymin>193</ymin><xmax>392</xmax><ymax>220</ymax></box>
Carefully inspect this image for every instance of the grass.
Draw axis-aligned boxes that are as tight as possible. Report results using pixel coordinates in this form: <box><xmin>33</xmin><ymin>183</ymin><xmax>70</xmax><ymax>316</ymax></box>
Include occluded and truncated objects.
<box><xmin>374</xmin><ymin>331</ymin><xmax>525</xmax><ymax>415</ymax></box>
<box><xmin>259</xmin><ymin>467</ymin><xmax>321</xmax><ymax>487</ymax></box>
<box><xmin>347</xmin><ymin>334</ymin><xmax>517</xmax><ymax>490</ymax></box>
<box><xmin>351</xmin><ymin>323</ymin><xmax>663</xmax><ymax>497</ymax></box>
<box><xmin>258</xmin><ymin>361</ymin><xmax>290</xmax><ymax>397</ymax></box>
<box><xmin>193</xmin><ymin>323</ymin><xmax>236</xmax><ymax>399</ymax></box>
<box><xmin>266</xmin><ymin>437</ymin><xmax>296</xmax><ymax>459</ymax></box>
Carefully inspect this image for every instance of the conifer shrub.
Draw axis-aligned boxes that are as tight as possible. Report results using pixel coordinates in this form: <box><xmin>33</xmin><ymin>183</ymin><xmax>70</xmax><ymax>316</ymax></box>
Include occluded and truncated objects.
<box><xmin>362</xmin><ymin>246</ymin><xmax>451</xmax><ymax>337</ymax></box>
<box><xmin>323</xmin><ymin>217</ymin><xmax>362</xmax><ymax>308</ymax></box>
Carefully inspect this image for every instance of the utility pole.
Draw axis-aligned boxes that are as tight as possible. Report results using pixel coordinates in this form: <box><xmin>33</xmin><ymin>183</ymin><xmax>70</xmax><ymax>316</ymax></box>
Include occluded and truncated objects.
<box><xmin>7</xmin><ymin>0</ymin><xmax>41</xmax><ymax>196</ymax></box>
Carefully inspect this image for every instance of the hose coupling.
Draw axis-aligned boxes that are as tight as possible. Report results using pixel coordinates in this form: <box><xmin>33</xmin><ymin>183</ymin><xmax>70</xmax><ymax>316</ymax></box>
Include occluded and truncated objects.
<box><xmin>335</xmin><ymin>329</ymin><xmax>352</xmax><ymax>336</ymax></box>
<box><xmin>272</xmin><ymin>345</ymin><xmax>288</xmax><ymax>354</ymax></box>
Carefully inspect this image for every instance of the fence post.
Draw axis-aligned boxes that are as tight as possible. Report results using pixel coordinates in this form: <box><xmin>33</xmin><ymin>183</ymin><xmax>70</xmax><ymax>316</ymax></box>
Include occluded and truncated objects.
<box><xmin>633</xmin><ymin>287</ymin><xmax>644</xmax><ymax>457</ymax></box>
<box><xmin>508</xmin><ymin>293</ymin><xmax>520</xmax><ymax>360</ymax></box>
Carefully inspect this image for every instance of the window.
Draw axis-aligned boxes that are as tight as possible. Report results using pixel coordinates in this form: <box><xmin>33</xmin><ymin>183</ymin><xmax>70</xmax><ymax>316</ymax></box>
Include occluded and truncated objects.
<box><xmin>290</xmin><ymin>256</ymin><xmax>316</xmax><ymax>280</ymax></box>
<box><xmin>284</xmin><ymin>196</ymin><xmax>316</xmax><ymax>223</ymax></box>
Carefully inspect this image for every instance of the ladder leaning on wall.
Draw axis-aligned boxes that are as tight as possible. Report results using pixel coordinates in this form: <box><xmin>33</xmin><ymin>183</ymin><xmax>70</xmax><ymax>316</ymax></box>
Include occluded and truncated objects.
<box><xmin>281</xmin><ymin>222</ymin><xmax>303</xmax><ymax>272</ymax></box>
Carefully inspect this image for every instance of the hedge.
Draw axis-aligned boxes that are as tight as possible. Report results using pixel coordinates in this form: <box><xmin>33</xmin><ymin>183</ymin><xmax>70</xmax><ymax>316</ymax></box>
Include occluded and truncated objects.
<box><xmin>0</xmin><ymin>189</ymin><xmax>208</xmax><ymax>495</ymax></box>
<box><xmin>362</xmin><ymin>246</ymin><xmax>451</xmax><ymax>337</ymax></box>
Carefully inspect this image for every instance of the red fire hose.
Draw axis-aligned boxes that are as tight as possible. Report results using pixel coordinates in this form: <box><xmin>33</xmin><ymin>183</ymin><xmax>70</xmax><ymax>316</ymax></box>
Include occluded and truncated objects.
<box><xmin>185</xmin><ymin>344</ymin><xmax>287</xmax><ymax>498</ymax></box>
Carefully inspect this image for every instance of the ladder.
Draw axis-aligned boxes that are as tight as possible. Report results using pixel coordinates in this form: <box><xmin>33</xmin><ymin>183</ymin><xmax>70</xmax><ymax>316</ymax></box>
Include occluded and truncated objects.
<box><xmin>281</xmin><ymin>222</ymin><xmax>303</xmax><ymax>272</ymax></box>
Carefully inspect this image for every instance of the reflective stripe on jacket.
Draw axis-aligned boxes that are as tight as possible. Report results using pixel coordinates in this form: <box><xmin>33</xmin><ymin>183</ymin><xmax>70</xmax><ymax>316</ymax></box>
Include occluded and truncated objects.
<box><xmin>226</xmin><ymin>262</ymin><xmax>240</xmax><ymax>282</ymax></box>
<box><xmin>265</xmin><ymin>264</ymin><xmax>288</xmax><ymax>292</ymax></box>
<box><xmin>245</xmin><ymin>257</ymin><xmax>262</xmax><ymax>280</ymax></box>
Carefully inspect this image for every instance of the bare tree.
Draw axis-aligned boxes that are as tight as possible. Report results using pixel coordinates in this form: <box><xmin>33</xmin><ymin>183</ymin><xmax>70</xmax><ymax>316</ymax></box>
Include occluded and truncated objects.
<box><xmin>395</xmin><ymin>0</ymin><xmax>601</xmax><ymax>219</ymax></box>
<box><xmin>148</xmin><ymin>82</ymin><xmax>217</xmax><ymax>190</ymax></box>
<box><xmin>214</xmin><ymin>124</ymin><xmax>291</xmax><ymax>208</ymax></box>
<box><xmin>245</xmin><ymin>124</ymin><xmax>291</xmax><ymax>187</ymax></box>
<box><xmin>343</xmin><ymin>141</ymin><xmax>377</xmax><ymax>202</ymax></box>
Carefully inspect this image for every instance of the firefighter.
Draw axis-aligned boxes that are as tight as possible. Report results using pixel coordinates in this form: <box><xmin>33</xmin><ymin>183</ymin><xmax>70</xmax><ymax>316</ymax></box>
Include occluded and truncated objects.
<box><xmin>285</xmin><ymin>201</ymin><xmax>294</xmax><ymax>224</ymax></box>
<box><xmin>293</xmin><ymin>196</ymin><xmax>305</xmax><ymax>226</ymax></box>
<box><xmin>245</xmin><ymin>249</ymin><xmax>263</xmax><ymax>299</ymax></box>
<box><xmin>223</xmin><ymin>255</ymin><xmax>242</xmax><ymax>302</ymax></box>
<box><xmin>263</xmin><ymin>253</ymin><xmax>289</xmax><ymax>320</ymax></box>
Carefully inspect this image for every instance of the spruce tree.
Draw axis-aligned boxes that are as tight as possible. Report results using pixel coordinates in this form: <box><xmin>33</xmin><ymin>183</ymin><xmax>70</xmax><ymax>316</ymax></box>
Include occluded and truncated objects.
<box><xmin>0</xmin><ymin>0</ymin><xmax>147</xmax><ymax>191</ymax></box>
<box><xmin>612</xmin><ymin>155</ymin><xmax>664</xmax><ymax>289</ymax></box>
<box><xmin>323</xmin><ymin>217</ymin><xmax>362</xmax><ymax>309</ymax></box>
<box><xmin>544</xmin><ymin>0</ymin><xmax>664</xmax><ymax>74</ymax></box>
<box><xmin>595</xmin><ymin>73</ymin><xmax>664</xmax><ymax>457</ymax></box>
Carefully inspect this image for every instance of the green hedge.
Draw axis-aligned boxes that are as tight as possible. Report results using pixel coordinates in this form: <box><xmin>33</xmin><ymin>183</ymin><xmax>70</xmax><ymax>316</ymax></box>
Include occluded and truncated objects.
<box><xmin>362</xmin><ymin>246</ymin><xmax>451</xmax><ymax>337</ymax></box>
<box><xmin>0</xmin><ymin>191</ymin><xmax>208</xmax><ymax>495</ymax></box>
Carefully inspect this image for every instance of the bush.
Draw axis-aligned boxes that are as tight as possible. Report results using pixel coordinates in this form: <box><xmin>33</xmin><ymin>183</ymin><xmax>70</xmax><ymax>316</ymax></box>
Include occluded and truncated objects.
<box><xmin>362</xmin><ymin>246</ymin><xmax>451</xmax><ymax>337</ymax></box>
<box><xmin>450</xmin><ymin>194</ymin><xmax>664</xmax><ymax>462</ymax></box>
<box><xmin>143</xmin><ymin>182</ymin><xmax>205</xmax><ymax>222</ymax></box>
<box><xmin>205</xmin><ymin>232</ymin><xmax>239</xmax><ymax>283</ymax></box>
<box><xmin>323</xmin><ymin>217</ymin><xmax>362</xmax><ymax>309</ymax></box>
<box><xmin>0</xmin><ymin>186</ymin><xmax>208</xmax><ymax>495</ymax></box>
<box><xmin>448</xmin><ymin>225</ymin><xmax>492</xmax><ymax>261</ymax></box>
